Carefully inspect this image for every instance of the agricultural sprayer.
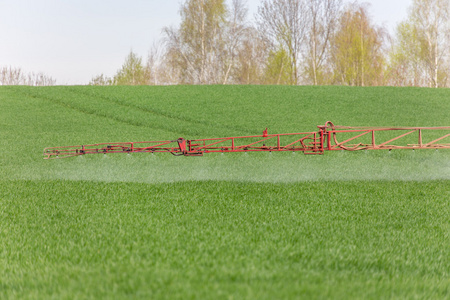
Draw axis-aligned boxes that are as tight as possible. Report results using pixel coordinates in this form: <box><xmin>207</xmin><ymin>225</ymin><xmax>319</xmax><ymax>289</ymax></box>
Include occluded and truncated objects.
<box><xmin>43</xmin><ymin>121</ymin><xmax>450</xmax><ymax>159</ymax></box>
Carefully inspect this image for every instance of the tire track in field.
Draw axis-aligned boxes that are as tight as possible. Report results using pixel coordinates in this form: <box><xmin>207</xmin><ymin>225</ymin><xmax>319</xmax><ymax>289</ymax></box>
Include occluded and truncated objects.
<box><xmin>63</xmin><ymin>88</ymin><xmax>221</xmax><ymax>136</ymax></box>
<box><xmin>68</xmin><ymin>87</ymin><xmax>258</xmax><ymax>135</ymax></box>
<box><xmin>19</xmin><ymin>88</ymin><xmax>186</xmax><ymax>136</ymax></box>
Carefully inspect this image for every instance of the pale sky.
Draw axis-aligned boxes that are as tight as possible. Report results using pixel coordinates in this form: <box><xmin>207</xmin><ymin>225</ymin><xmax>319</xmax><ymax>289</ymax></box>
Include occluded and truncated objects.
<box><xmin>0</xmin><ymin>0</ymin><xmax>412</xmax><ymax>85</ymax></box>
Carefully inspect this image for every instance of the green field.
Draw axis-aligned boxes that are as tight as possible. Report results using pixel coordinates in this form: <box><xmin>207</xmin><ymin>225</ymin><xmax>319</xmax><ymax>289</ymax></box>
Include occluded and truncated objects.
<box><xmin>1</xmin><ymin>85</ymin><xmax>449</xmax><ymax>299</ymax></box>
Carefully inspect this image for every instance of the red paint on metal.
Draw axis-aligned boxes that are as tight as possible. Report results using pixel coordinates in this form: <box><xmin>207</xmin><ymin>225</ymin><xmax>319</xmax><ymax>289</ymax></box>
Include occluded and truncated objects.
<box><xmin>177</xmin><ymin>138</ymin><xmax>187</xmax><ymax>154</ymax></box>
<box><xmin>43</xmin><ymin>122</ymin><xmax>450</xmax><ymax>159</ymax></box>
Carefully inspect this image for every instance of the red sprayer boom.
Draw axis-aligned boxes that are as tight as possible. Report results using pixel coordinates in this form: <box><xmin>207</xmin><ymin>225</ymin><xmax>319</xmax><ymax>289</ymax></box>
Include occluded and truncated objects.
<box><xmin>43</xmin><ymin>121</ymin><xmax>450</xmax><ymax>159</ymax></box>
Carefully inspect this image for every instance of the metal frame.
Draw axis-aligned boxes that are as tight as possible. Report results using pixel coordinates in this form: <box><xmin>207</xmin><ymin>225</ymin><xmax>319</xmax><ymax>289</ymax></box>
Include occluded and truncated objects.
<box><xmin>43</xmin><ymin>121</ymin><xmax>450</xmax><ymax>159</ymax></box>
<box><xmin>321</xmin><ymin>121</ymin><xmax>450</xmax><ymax>152</ymax></box>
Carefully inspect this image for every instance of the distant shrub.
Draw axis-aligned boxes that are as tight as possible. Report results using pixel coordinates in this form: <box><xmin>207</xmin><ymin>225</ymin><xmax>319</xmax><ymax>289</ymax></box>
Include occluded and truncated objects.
<box><xmin>0</xmin><ymin>66</ymin><xmax>56</xmax><ymax>86</ymax></box>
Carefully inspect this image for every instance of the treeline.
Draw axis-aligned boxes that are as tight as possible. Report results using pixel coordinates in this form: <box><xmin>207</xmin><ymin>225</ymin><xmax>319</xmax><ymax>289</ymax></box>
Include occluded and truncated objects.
<box><xmin>92</xmin><ymin>0</ymin><xmax>450</xmax><ymax>88</ymax></box>
<box><xmin>0</xmin><ymin>66</ymin><xmax>56</xmax><ymax>86</ymax></box>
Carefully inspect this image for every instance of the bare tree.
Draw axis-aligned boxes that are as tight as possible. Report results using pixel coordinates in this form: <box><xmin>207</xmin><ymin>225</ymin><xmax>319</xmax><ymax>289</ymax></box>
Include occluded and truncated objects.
<box><xmin>256</xmin><ymin>0</ymin><xmax>308</xmax><ymax>85</ymax></box>
<box><xmin>0</xmin><ymin>66</ymin><xmax>24</xmax><ymax>85</ymax></box>
<box><xmin>25</xmin><ymin>72</ymin><xmax>57</xmax><ymax>86</ymax></box>
<box><xmin>1</xmin><ymin>66</ymin><xmax>55</xmax><ymax>86</ymax></box>
<box><xmin>303</xmin><ymin>0</ymin><xmax>342</xmax><ymax>85</ymax></box>
<box><xmin>389</xmin><ymin>0</ymin><xmax>450</xmax><ymax>88</ymax></box>
<box><xmin>145</xmin><ymin>41</ymin><xmax>165</xmax><ymax>85</ymax></box>
<box><xmin>410</xmin><ymin>0</ymin><xmax>449</xmax><ymax>87</ymax></box>
<box><xmin>162</xmin><ymin>26</ymin><xmax>195</xmax><ymax>84</ymax></box>
<box><xmin>233</xmin><ymin>27</ymin><xmax>270</xmax><ymax>84</ymax></box>
<box><xmin>222</xmin><ymin>0</ymin><xmax>249</xmax><ymax>84</ymax></box>
<box><xmin>163</xmin><ymin>0</ymin><xmax>227</xmax><ymax>84</ymax></box>
<box><xmin>89</xmin><ymin>74</ymin><xmax>113</xmax><ymax>86</ymax></box>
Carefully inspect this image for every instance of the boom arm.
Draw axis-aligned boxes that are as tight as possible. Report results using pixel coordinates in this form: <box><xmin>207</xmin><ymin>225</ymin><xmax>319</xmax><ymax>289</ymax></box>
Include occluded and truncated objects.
<box><xmin>43</xmin><ymin>122</ymin><xmax>450</xmax><ymax>159</ymax></box>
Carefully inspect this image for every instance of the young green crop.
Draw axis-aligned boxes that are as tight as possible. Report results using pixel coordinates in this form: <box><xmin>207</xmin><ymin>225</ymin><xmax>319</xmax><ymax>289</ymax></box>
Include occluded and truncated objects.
<box><xmin>1</xmin><ymin>180</ymin><xmax>449</xmax><ymax>299</ymax></box>
<box><xmin>2</xmin><ymin>85</ymin><xmax>449</xmax><ymax>183</ymax></box>
<box><xmin>0</xmin><ymin>85</ymin><xmax>449</xmax><ymax>299</ymax></box>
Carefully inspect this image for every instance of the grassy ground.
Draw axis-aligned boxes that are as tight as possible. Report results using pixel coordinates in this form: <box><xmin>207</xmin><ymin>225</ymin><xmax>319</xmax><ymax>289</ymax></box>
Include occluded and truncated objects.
<box><xmin>1</xmin><ymin>85</ymin><xmax>449</xmax><ymax>299</ymax></box>
<box><xmin>2</xmin><ymin>180</ymin><xmax>449</xmax><ymax>299</ymax></box>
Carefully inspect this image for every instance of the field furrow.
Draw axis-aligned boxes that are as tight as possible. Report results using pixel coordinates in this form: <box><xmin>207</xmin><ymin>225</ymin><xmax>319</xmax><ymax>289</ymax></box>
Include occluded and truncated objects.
<box><xmin>1</xmin><ymin>85</ymin><xmax>449</xmax><ymax>299</ymax></box>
